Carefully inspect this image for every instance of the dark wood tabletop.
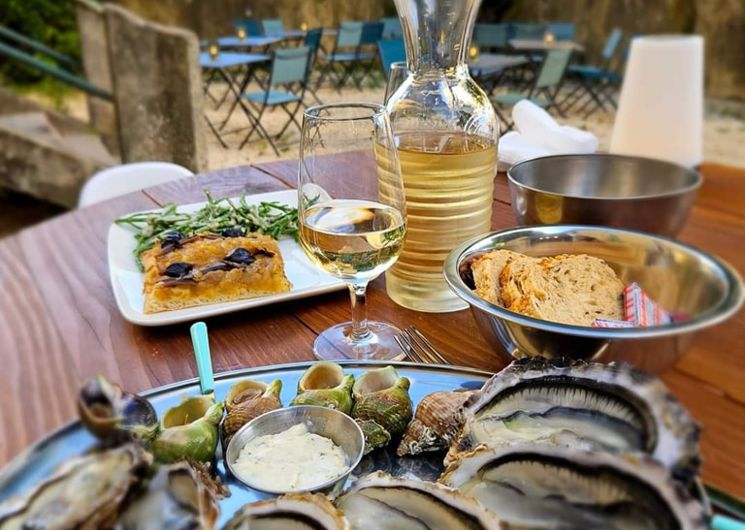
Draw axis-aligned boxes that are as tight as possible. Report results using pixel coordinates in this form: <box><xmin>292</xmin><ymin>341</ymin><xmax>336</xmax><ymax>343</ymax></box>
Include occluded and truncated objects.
<box><xmin>0</xmin><ymin>160</ymin><xmax>743</xmax><ymax>499</ymax></box>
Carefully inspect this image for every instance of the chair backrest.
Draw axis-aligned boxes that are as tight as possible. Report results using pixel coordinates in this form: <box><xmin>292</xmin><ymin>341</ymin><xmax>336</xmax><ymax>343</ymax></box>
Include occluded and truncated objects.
<box><xmin>377</xmin><ymin>38</ymin><xmax>406</xmax><ymax>77</ymax></box>
<box><xmin>78</xmin><ymin>162</ymin><xmax>193</xmax><ymax>207</ymax></box>
<box><xmin>360</xmin><ymin>21</ymin><xmax>384</xmax><ymax>46</ymax></box>
<box><xmin>535</xmin><ymin>49</ymin><xmax>572</xmax><ymax>89</ymax></box>
<box><xmin>474</xmin><ymin>23</ymin><xmax>509</xmax><ymax>49</ymax></box>
<box><xmin>380</xmin><ymin>17</ymin><xmax>403</xmax><ymax>39</ymax></box>
<box><xmin>304</xmin><ymin>27</ymin><xmax>323</xmax><ymax>57</ymax></box>
<box><xmin>510</xmin><ymin>22</ymin><xmax>546</xmax><ymax>40</ymax></box>
<box><xmin>234</xmin><ymin>19</ymin><xmax>262</xmax><ymax>36</ymax></box>
<box><xmin>336</xmin><ymin>21</ymin><xmax>364</xmax><ymax>48</ymax></box>
<box><xmin>547</xmin><ymin>22</ymin><xmax>576</xmax><ymax>41</ymax></box>
<box><xmin>269</xmin><ymin>46</ymin><xmax>311</xmax><ymax>87</ymax></box>
<box><xmin>262</xmin><ymin>18</ymin><xmax>284</xmax><ymax>37</ymax></box>
<box><xmin>602</xmin><ymin>28</ymin><xmax>624</xmax><ymax>61</ymax></box>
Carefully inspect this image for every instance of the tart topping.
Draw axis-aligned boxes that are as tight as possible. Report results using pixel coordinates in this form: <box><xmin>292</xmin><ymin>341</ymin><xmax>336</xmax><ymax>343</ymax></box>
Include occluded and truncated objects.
<box><xmin>225</xmin><ymin>248</ymin><xmax>255</xmax><ymax>266</ymax></box>
<box><xmin>221</xmin><ymin>227</ymin><xmax>246</xmax><ymax>238</ymax></box>
<box><xmin>164</xmin><ymin>262</ymin><xmax>194</xmax><ymax>278</ymax></box>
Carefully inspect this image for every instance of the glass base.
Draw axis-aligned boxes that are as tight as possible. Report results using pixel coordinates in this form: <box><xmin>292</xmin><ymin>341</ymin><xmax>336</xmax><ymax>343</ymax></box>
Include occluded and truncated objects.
<box><xmin>313</xmin><ymin>321</ymin><xmax>406</xmax><ymax>361</ymax></box>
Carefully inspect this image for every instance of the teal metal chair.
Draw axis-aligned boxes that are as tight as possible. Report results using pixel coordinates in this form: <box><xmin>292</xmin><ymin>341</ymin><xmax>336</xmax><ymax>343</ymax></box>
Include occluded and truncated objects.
<box><xmin>377</xmin><ymin>39</ymin><xmax>406</xmax><ymax>79</ymax></box>
<box><xmin>235</xmin><ymin>19</ymin><xmax>263</xmax><ymax>36</ymax></box>
<box><xmin>238</xmin><ymin>46</ymin><xmax>311</xmax><ymax>153</ymax></box>
<box><xmin>315</xmin><ymin>22</ymin><xmax>363</xmax><ymax>91</ymax></box>
<box><xmin>491</xmin><ymin>48</ymin><xmax>572</xmax><ymax>130</ymax></box>
<box><xmin>474</xmin><ymin>23</ymin><xmax>510</xmax><ymax>51</ymax></box>
<box><xmin>261</xmin><ymin>19</ymin><xmax>285</xmax><ymax>37</ymax></box>
<box><xmin>547</xmin><ymin>23</ymin><xmax>576</xmax><ymax>41</ymax></box>
<box><xmin>510</xmin><ymin>23</ymin><xmax>546</xmax><ymax>41</ymax></box>
<box><xmin>380</xmin><ymin>17</ymin><xmax>403</xmax><ymax>39</ymax></box>
<box><xmin>304</xmin><ymin>28</ymin><xmax>325</xmax><ymax>104</ymax></box>
<box><xmin>351</xmin><ymin>22</ymin><xmax>385</xmax><ymax>89</ymax></box>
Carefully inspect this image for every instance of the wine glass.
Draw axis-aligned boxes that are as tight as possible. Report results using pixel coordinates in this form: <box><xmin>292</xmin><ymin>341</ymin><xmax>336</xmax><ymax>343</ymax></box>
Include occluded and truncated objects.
<box><xmin>298</xmin><ymin>103</ymin><xmax>407</xmax><ymax>360</ymax></box>
<box><xmin>384</xmin><ymin>61</ymin><xmax>408</xmax><ymax>104</ymax></box>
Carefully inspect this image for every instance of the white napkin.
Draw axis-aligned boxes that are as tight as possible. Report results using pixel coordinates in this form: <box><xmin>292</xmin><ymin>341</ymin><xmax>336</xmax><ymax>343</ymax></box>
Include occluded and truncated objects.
<box><xmin>498</xmin><ymin>100</ymin><xmax>598</xmax><ymax>171</ymax></box>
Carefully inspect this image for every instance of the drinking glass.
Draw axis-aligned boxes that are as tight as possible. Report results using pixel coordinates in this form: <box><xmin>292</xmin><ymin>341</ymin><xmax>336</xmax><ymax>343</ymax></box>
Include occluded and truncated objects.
<box><xmin>298</xmin><ymin>103</ymin><xmax>407</xmax><ymax>360</ymax></box>
<box><xmin>384</xmin><ymin>61</ymin><xmax>408</xmax><ymax>103</ymax></box>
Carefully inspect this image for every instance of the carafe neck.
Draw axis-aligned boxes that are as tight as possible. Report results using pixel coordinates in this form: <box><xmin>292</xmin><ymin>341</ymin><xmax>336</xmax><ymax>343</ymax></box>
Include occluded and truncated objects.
<box><xmin>394</xmin><ymin>0</ymin><xmax>481</xmax><ymax>73</ymax></box>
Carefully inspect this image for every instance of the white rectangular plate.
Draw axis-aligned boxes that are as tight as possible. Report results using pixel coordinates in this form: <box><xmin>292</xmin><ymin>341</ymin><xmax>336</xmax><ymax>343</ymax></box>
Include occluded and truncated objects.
<box><xmin>107</xmin><ymin>189</ymin><xmax>345</xmax><ymax>326</ymax></box>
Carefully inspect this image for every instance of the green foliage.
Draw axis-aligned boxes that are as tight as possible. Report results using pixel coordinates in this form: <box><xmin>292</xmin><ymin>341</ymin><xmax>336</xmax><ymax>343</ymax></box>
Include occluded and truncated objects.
<box><xmin>0</xmin><ymin>0</ymin><xmax>81</xmax><ymax>85</ymax></box>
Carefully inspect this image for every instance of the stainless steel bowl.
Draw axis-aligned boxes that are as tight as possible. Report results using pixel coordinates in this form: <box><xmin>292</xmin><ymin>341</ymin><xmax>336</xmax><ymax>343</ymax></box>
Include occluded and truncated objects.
<box><xmin>225</xmin><ymin>405</ymin><xmax>364</xmax><ymax>495</ymax></box>
<box><xmin>508</xmin><ymin>154</ymin><xmax>702</xmax><ymax>236</ymax></box>
<box><xmin>444</xmin><ymin>226</ymin><xmax>743</xmax><ymax>373</ymax></box>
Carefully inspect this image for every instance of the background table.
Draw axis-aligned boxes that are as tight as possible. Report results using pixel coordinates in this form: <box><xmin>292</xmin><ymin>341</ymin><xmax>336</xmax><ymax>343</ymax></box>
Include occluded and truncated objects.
<box><xmin>509</xmin><ymin>39</ymin><xmax>585</xmax><ymax>53</ymax></box>
<box><xmin>0</xmin><ymin>161</ymin><xmax>743</xmax><ymax>500</ymax></box>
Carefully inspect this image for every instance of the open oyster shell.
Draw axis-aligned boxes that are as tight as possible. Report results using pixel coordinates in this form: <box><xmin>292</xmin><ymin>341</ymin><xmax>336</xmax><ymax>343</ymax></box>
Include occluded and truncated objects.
<box><xmin>335</xmin><ymin>471</ymin><xmax>505</xmax><ymax>530</ymax></box>
<box><xmin>291</xmin><ymin>362</ymin><xmax>354</xmax><ymax>414</ymax></box>
<box><xmin>448</xmin><ymin>358</ymin><xmax>700</xmax><ymax>481</ymax></box>
<box><xmin>222</xmin><ymin>379</ymin><xmax>282</xmax><ymax>448</ymax></box>
<box><xmin>352</xmin><ymin>366</ymin><xmax>412</xmax><ymax>438</ymax></box>
<box><xmin>224</xmin><ymin>492</ymin><xmax>349</xmax><ymax>529</ymax></box>
<box><xmin>113</xmin><ymin>461</ymin><xmax>220</xmax><ymax>529</ymax></box>
<box><xmin>440</xmin><ymin>443</ymin><xmax>708</xmax><ymax>530</ymax></box>
<box><xmin>397</xmin><ymin>390</ymin><xmax>476</xmax><ymax>457</ymax></box>
<box><xmin>0</xmin><ymin>444</ymin><xmax>151</xmax><ymax>529</ymax></box>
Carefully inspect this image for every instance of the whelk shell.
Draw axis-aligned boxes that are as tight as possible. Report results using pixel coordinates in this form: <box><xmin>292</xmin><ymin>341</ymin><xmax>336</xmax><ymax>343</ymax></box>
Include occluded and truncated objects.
<box><xmin>291</xmin><ymin>361</ymin><xmax>354</xmax><ymax>414</ymax></box>
<box><xmin>351</xmin><ymin>366</ymin><xmax>412</xmax><ymax>438</ymax></box>
<box><xmin>222</xmin><ymin>379</ymin><xmax>282</xmax><ymax>447</ymax></box>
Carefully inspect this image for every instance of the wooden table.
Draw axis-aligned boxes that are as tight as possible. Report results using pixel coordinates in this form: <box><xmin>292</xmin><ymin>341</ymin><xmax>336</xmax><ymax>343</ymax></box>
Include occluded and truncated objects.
<box><xmin>1</xmin><ymin>161</ymin><xmax>743</xmax><ymax>499</ymax></box>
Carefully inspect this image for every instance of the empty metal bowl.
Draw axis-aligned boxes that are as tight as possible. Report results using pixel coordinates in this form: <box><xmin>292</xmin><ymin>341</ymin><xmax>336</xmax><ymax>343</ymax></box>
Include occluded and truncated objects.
<box><xmin>225</xmin><ymin>405</ymin><xmax>364</xmax><ymax>495</ymax></box>
<box><xmin>508</xmin><ymin>154</ymin><xmax>702</xmax><ymax>236</ymax></box>
<box><xmin>443</xmin><ymin>226</ymin><xmax>743</xmax><ymax>373</ymax></box>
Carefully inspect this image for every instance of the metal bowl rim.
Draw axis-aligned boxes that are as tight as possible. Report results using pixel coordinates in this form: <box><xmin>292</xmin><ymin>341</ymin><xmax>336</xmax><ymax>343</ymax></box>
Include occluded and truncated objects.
<box><xmin>444</xmin><ymin>224</ymin><xmax>744</xmax><ymax>339</ymax></box>
<box><xmin>225</xmin><ymin>405</ymin><xmax>365</xmax><ymax>495</ymax></box>
<box><xmin>507</xmin><ymin>153</ymin><xmax>703</xmax><ymax>201</ymax></box>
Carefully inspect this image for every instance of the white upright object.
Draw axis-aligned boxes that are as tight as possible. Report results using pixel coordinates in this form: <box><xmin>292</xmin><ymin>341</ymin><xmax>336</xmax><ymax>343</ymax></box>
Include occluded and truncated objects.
<box><xmin>610</xmin><ymin>35</ymin><xmax>704</xmax><ymax>168</ymax></box>
<box><xmin>78</xmin><ymin>161</ymin><xmax>194</xmax><ymax>207</ymax></box>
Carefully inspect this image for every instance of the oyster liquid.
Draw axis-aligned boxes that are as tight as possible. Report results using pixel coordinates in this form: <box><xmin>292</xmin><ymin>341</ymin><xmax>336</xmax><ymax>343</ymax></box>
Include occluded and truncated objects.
<box><xmin>379</xmin><ymin>132</ymin><xmax>496</xmax><ymax>312</ymax></box>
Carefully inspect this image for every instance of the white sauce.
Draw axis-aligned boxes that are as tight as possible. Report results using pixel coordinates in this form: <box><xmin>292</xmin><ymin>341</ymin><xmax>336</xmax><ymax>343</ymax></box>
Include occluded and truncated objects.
<box><xmin>234</xmin><ymin>423</ymin><xmax>348</xmax><ymax>491</ymax></box>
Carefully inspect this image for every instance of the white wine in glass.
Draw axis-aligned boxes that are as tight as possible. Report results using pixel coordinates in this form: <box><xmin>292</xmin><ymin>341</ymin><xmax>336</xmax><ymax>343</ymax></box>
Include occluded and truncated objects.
<box><xmin>298</xmin><ymin>104</ymin><xmax>407</xmax><ymax>360</ymax></box>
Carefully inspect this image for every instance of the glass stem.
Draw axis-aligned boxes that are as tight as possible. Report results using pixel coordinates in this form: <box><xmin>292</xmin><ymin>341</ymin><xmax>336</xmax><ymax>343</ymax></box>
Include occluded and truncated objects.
<box><xmin>348</xmin><ymin>282</ymin><xmax>372</xmax><ymax>343</ymax></box>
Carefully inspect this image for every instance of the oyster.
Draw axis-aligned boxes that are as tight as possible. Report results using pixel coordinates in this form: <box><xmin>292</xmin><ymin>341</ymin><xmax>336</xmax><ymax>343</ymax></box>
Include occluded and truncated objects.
<box><xmin>356</xmin><ymin>419</ymin><xmax>391</xmax><ymax>455</ymax></box>
<box><xmin>397</xmin><ymin>390</ymin><xmax>476</xmax><ymax>457</ymax></box>
<box><xmin>114</xmin><ymin>461</ymin><xmax>220</xmax><ymax>529</ymax></box>
<box><xmin>449</xmin><ymin>358</ymin><xmax>700</xmax><ymax>480</ymax></box>
<box><xmin>291</xmin><ymin>362</ymin><xmax>354</xmax><ymax>414</ymax></box>
<box><xmin>440</xmin><ymin>444</ymin><xmax>708</xmax><ymax>530</ymax></box>
<box><xmin>78</xmin><ymin>375</ymin><xmax>158</xmax><ymax>445</ymax></box>
<box><xmin>152</xmin><ymin>395</ymin><xmax>223</xmax><ymax>463</ymax></box>
<box><xmin>335</xmin><ymin>471</ymin><xmax>504</xmax><ymax>530</ymax></box>
<box><xmin>351</xmin><ymin>366</ymin><xmax>412</xmax><ymax>437</ymax></box>
<box><xmin>222</xmin><ymin>379</ymin><xmax>282</xmax><ymax>446</ymax></box>
<box><xmin>224</xmin><ymin>492</ymin><xmax>349</xmax><ymax>529</ymax></box>
<box><xmin>0</xmin><ymin>444</ymin><xmax>150</xmax><ymax>529</ymax></box>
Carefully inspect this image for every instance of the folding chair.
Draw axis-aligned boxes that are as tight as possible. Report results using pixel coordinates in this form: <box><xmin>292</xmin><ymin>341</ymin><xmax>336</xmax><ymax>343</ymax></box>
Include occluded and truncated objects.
<box><xmin>315</xmin><ymin>22</ymin><xmax>363</xmax><ymax>92</ymax></box>
<box><xmin>304</xmin><ymin>28</ymin><xmax>325</xmax><ymax>104</ymax></box>
<box><xmin>474</xmin><ymin>23</ymin><xmax>510</xmax><ymax>51</ymax></box>
<box><xmin>235</xmin><ymin>19</ymin><xmax>262</xmax><ymax>36</ymax></box>
<box><xmin>563</xmin><ymin>28</ymin><xmax>623</xmax><ymax>116</ymax></box>
<box><xmin>377</xmin><ymin>38</ymin><xmax>406</xmax><ymax>79</ymax></box>
<box><xmin>261</xmin><ymin>19</ymin><xmax>285</xmax><ymax>37</ymax></box>
<box><xmin>380</xmin><ymin>17</ymin><xmax>403</xmax><ymax>39</ymax></box>
<box><xmin>351</xmin><ymin>22</ymin><xmax>385</xmax><ymax>90</ymax></box>
<box><xmin>491</xmin><ymin>49</ymin><xmax>572</xmax><ymax>130</ymax></box>
<box><xmin>547</xmin><ymin>23</ymin><xmax>576</xmax><ymax>41</ymax></box>
<box><xmin>237</xmin><ymin>46</ymin><xmax>311</xmax><ymax>154</ymax></box>
<box><xmin>510</xmin><ymin>23</ymin><xmax>547</xmax><ymax>41</ymax></box>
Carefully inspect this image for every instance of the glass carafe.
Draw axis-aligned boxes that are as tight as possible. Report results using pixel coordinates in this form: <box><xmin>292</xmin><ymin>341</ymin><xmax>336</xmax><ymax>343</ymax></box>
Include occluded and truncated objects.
<box><xmin>383</xmin><ymin>0</ymin><xmax>498</xmax><ymax>313</ymax></box>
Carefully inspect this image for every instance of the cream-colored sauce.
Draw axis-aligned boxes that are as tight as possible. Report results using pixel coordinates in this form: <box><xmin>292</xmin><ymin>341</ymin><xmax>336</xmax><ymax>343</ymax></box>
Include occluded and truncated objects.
<box><xmin>234</xmin><ymin>423</ymin><xmax>348</xmax><ymax>491</ymax></box>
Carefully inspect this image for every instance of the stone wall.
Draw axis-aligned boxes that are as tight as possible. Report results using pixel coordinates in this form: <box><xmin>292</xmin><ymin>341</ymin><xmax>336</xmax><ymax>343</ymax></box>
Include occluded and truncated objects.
<box><xmin>499</xmin><ymin>0</ymin><xmax>744</xmax><ymax>100</ymax></box>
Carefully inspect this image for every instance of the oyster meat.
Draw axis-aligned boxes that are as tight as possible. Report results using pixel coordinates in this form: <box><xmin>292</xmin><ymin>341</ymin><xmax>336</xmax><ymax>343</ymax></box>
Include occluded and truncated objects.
<box><xmin>222</xmin><ymin>379</ymin><xmax>282</xmax><ymax>447</ymax></box>
<box><xmin>449</xmin><ymin>358</ymin><xmax>699</xmax><ymax>480</ymax></box>
<box><xmin>351</xmin><ymin>366</ymin><xmax>412</xmax><ymax>438</ymax></box>
<box><xmin>0</xmin><ymin>444</ymin><xmax>151</xmax><ymax>529</ymax></box>
<box><xmin>291</xmin><ymin>362</ymin><xmax>354</xmax><ymax>414</ymax></box>
<box><xmin>152</xmin><ymin>395</ymin><xmax>223</xmax><ymax>463</ymax></box>
<box><xmin>224</xmin><ymin>492</ymin><xmax>349</xmax><ymax>529</ymax></box>
<box><xmin>335</xmin><ymin>471</ymin><xmax>505</xmax><ymax>530</ymax></box>
<box><xmin>397</xmin><ymin>390</ymin><xmax>476</xmax><ymax>457</ymax></box>
<box><xmin>78</xmin><ymin>375</ymin><xmax>158</xmax><ymax>445</ymax></box>
<box><xmin>440</xmin><ymin>444</ymin><xmax>708</xmax><ymax>530</ymax></box>
<box><xmin>114</xmin><ymin>461</ymin><xmax>220</xmax><ymax>530</ymax></box>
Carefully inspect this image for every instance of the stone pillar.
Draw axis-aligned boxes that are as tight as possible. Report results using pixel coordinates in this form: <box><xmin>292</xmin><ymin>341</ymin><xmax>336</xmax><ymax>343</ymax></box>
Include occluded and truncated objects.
<box><xmin>74</xmin><ymin>0</ymin><xmax>120</xmax><ymax>155</ymax></box>
<box><xmin>104</xmin><ymin>4</ymin><xmax>207</xmax><ymax>172</ymax></box>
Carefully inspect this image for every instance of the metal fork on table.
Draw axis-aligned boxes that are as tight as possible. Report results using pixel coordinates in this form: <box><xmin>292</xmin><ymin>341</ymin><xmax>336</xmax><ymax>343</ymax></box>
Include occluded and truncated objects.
<box><xmin>395</xmin><ymin>326</ymin><xmax>450</xmax><ymax>365</ymax></box>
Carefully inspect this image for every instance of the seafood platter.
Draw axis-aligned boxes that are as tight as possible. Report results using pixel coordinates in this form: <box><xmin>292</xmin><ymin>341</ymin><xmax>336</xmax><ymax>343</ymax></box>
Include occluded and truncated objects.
<box><xmin>0</xmin><ymin>357</ymin><xmax>713</xmax><ymax>529</ymax></box>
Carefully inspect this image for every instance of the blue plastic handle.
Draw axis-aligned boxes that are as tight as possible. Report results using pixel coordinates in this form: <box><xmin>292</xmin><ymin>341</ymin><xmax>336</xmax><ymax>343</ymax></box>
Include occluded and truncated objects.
<box><xmin>190</xmin><ymin>321</ymin><xmax>214</xmax><ymax>396</ymax></box>
<box><xmin>712</xmin><ymin>515</ymin><xmax>745</xmax><ymax>530</ymax></box>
